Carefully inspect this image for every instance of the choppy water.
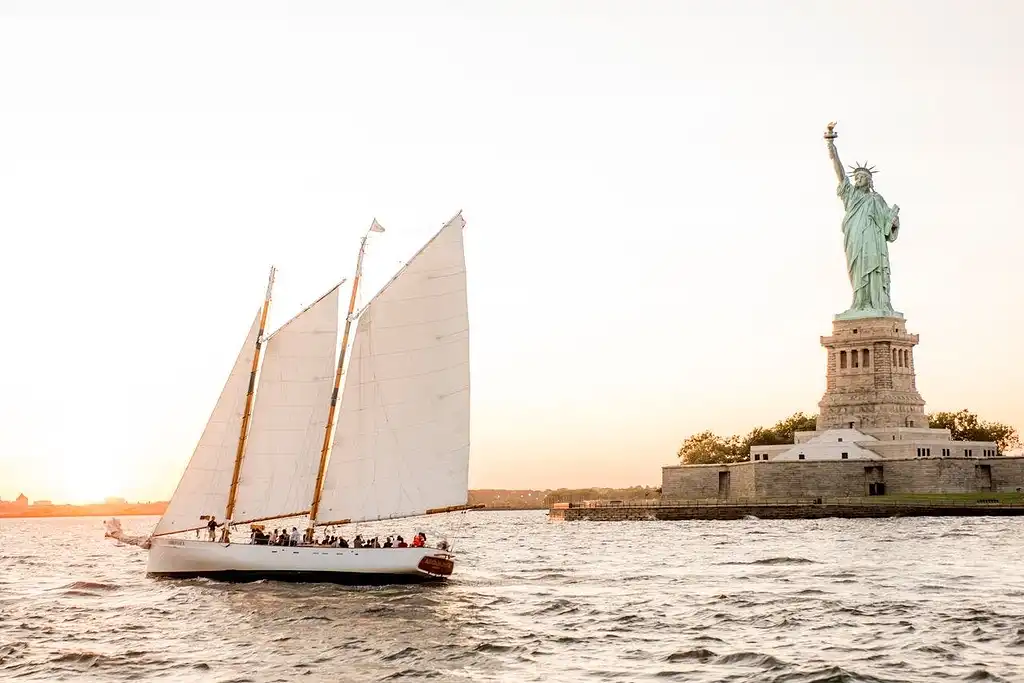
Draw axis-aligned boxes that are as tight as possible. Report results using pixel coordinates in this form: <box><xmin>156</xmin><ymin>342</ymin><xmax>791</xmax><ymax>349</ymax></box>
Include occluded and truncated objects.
<box><xmin>2</xmin><ymin>512</ymin><xmax>1023</xmax><ymax>682</ymax></box>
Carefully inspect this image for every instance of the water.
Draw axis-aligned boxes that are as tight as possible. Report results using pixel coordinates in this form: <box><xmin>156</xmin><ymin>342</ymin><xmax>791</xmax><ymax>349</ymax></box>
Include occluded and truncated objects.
<box><xmin>2</xmin><ymin>512</ymin><xmax>1023</xmax><ymax>682</ymax></box>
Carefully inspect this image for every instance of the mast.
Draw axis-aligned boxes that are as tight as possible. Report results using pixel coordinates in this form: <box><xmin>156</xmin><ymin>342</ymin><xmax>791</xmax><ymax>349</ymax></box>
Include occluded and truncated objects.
<box><xmin>224</xmin><ymin>266</ymin><xmax>275</xmax><ymax>522</ymax></box>
<box><xmin>307</xmin><ymin>220</ymin><xmax>383</xmax><ymax>532</ymax></box>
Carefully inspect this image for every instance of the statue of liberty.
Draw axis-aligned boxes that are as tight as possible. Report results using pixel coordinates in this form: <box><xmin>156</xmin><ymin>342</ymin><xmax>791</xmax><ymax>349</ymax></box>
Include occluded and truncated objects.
<box><xmin>824</xmin><ymin>123</ymin><xmax>902</xmax><ymax>319</ymax></box>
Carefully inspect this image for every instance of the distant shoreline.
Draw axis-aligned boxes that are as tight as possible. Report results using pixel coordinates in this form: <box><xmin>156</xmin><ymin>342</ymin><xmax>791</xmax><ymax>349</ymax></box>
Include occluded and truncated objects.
<box><xmin>0</xmin><ymin>503</ymin><xmax>167</xmax><ymax>519</ymax></box>
<box><xmin>0</xmin><ymin>487</ymin><xmax>657</xmax><ymax>519</ymax></box>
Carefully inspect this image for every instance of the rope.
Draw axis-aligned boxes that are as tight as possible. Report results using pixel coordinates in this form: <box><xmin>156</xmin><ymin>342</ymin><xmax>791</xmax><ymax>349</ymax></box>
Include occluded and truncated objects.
<box><xmin>447</xmin><ymin>508</ymin><xmax>469</xmax><ymax>555</ymax></box>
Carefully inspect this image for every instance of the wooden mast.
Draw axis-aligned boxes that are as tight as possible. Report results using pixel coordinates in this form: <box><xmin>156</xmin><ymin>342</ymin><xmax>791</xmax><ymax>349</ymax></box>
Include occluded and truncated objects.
<box><xmin>307</xmin><ymin>222</ymin><xmax>380</xmax><ymax>535</ymax></box>
<box><xmin>225</xmin><ymin>266</ymin><xmax>275</xmax><ymax>522</ymax></box>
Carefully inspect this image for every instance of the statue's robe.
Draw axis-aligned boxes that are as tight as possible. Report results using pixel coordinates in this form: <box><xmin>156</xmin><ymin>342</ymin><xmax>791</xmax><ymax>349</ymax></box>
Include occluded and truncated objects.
<box><xmin>838</xmin><ymin>177</ymin><xmax>898</xmax><ymax>315</ymax></box>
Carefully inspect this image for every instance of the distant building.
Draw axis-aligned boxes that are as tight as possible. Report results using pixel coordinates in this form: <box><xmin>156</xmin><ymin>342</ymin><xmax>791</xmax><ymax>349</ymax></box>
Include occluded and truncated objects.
<box><xmin>31</xmin><ymin>499</ymin><xmax>54</xmax><ymax>507</ymax></box>
<box><xmin>0</xmin><ymin>494</ymin><xmax>29</xmax><ymax>513</ymax></box>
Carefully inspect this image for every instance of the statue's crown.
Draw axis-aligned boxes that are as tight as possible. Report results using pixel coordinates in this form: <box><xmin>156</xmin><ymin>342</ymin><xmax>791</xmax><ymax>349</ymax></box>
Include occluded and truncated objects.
<box><xmin>848</xmin><ymin>161</ymin><xmax>877</xmax><ymax>175</ymax></box>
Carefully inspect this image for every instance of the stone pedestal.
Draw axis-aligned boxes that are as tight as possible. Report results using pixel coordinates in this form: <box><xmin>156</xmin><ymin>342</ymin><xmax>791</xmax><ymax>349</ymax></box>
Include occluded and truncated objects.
<box><xmin>816</xmin><ymin>316</ymin><xmax>926</xmax><ymax>430</ymax></box>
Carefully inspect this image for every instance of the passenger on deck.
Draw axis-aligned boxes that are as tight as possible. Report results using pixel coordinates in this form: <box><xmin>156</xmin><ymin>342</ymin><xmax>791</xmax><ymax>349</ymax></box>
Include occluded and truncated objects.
<box><xmin>280</xmin><ymin>529</ymin><xmax>290</xmax><ymax>546</ymax></box>
<box><xmin>383</xmin><ymin>537</ymin><xmax>393</xmax><ymax>548</ymax></box>
<box><xmin>290</xmin><ymin>527</ymin><xmax>300</xmax><ymax>546</ymax></box>
<box><xmin>411</xmin><ymin>533</ymin><xmax>424</xmax><ymax>548</ymax></box>
<box><xmin>353</xmin><ymin>535</ymin><xmax>363</xmax><ymax>548</ymax></box>
<box><xmin>207</xmin><ymin>516</ymin><xmax>217</xmax><ymax>542</ymax></box>
<box><xmin>395</xmin><ymin>536</ymin><xmax>408</xmax><ymax>548</ymax></box>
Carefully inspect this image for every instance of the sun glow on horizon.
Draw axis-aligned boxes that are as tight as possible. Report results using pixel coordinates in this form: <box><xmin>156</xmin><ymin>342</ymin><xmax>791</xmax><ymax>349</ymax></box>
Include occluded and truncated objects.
<box><xmin>59</xmin><ymin>458</ymin><xmax>126</xmax><ymax>505</ymax></box>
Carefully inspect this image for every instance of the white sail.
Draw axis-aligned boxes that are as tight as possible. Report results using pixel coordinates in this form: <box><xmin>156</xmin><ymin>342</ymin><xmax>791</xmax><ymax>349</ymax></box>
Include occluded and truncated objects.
<box><xmin>317</xmin><ymin>213</ymin><xmax>470</xmax><ymax>524</ymax></box>
<box><xmin>232</xmin><ymin>286</ymin><xmax>340</xmax><ymax>523</ymax></box>
<box><xmin>154</xmin><ymin>312</ymin><xmax>261</xmax><ymax>536</ymax></box>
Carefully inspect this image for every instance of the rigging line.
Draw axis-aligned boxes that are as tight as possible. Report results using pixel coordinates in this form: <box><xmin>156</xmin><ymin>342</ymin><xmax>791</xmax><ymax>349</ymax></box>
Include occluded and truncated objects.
<box><xmin>263</xmin><ymin>279</ymin><xmax>346</xmax><ymax>342</ymax></box>
<box><xmin>449</xmin><ymin>507</ymin><xmax>468</xmax><ymax>555</ymax></box>
<box><xmin>351</xmin><ymin>212</ymin><xmax>464</xmax><ymax>322</ymax></box>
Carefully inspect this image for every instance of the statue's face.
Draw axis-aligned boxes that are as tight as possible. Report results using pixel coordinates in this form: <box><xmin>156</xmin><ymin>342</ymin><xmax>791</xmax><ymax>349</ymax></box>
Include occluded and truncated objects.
<box><xmin>852</xmin><ymin>171</ymin><xmax>872</xmax><ymax>189</ymax></box>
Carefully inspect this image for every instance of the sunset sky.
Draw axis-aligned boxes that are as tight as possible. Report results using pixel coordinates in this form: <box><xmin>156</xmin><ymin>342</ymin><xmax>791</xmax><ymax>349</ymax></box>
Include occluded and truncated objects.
<box><xmin>1</xmin><ymin>1</ymin><xmax>1022</xmax><ymax>504</ymax></box>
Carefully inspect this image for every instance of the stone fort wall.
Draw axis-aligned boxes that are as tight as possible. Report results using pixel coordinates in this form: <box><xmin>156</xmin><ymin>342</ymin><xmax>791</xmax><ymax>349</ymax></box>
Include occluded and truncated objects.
<box><xmin>663</xmin><ymin>457</ymin><xmax>1024</xmax><ymax>500</ymax></box>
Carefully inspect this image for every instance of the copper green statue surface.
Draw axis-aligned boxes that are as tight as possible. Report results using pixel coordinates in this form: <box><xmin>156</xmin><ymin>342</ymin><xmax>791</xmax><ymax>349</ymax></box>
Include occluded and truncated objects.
<box><xmin>824</xmin><ymin>123</ymin><xmax>902</xmax><ymax>320</ymax></box>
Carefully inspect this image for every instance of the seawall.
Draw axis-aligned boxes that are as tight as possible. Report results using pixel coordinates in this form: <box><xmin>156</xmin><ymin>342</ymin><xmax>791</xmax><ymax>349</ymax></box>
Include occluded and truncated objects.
<box><xmin>548</xmin><ymin>499</ymin><xmax>1024</xmax><ymax>521</ymax></box>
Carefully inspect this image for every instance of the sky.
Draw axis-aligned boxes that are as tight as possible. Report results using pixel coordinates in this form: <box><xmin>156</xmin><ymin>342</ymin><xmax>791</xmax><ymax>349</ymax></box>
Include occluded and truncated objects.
<box><xmin>1</xmin><ymin>0</ymin><xmax>1022</xmax><ymax>504</ymax></box>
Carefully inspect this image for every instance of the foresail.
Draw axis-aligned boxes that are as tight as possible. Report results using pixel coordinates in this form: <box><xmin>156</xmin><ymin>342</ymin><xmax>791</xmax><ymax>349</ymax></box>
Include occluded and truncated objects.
<box><xmin>154</xmin><ymin>312</ymin><xmax>262</xmax><ymax>536</ymax></box>
<box><xmin>317</xmin><ymin>214</ymin><xmax>470</xmax><ymax>524</ymax></box>
<box><xmin>232</xmin><ymin>286</ymin><xmax>340</xmax><ymax>523</ymax></box>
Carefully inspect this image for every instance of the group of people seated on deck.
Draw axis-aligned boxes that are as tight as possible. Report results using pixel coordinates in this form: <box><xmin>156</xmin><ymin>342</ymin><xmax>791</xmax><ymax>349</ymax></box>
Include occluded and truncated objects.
<box><xmin>249</xmin><ymin>526</ymin><xmax>305</xmax><ymax>546</ymax></box>
<box><xmin>244</xmin><ymin>525</ymin><xmax>435</xmax><ymax>549</ymax></box>
<box><xmin>199</xmin><ymin>517</ymin><xmax>442</xmax><ymax>550</ymax></box>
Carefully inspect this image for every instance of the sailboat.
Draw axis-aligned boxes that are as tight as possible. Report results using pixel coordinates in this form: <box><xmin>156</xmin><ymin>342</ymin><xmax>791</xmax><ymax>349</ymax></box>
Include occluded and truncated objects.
<box><xmin>145</xmin><ymin>212</ymin><xmax>475</xmax><ymax>583</ymax></box>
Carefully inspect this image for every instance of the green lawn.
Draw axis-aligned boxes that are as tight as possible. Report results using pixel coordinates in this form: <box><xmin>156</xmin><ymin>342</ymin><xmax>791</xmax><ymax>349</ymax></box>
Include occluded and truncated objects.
<box><xmin>874</xmin><ymin>492</ymin><xmax>1024</xmax><ymax>504</ymax></box>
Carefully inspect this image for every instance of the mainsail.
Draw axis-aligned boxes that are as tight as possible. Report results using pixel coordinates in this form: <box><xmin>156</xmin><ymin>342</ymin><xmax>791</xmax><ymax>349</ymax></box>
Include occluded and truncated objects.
<box><xmin>231</xmin><ymin>286</ymin><xmax>341</xmax><ymax>523</ymax></box>
<box><xmin>316</xmin><ymin>213</ymin><xmax>470</xmax><ymax>524</ymax></box>
<box><xmin>153</xmin><ymin>312</ymin><xmax>262</xmax><ymax>536</ymax></box>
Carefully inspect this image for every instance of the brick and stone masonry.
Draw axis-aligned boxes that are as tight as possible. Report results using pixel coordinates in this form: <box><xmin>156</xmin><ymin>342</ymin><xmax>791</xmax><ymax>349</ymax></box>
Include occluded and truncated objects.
<box><xmin>817</xmin><ymin>316</ymin><xmax>926</xmax><ymax>430</ymax></box>
<box><xmin>661</xmin><ymin>457</ymin><xmax>1024</xmax><ymax>500</ymax></box>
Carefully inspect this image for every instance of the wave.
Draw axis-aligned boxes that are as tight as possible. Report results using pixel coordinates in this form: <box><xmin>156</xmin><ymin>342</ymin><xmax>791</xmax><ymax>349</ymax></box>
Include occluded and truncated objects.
<box><xmin>665</xmin><ymin>648</ymin><xmax>716</xmax><ymax>663</ymax></box>
<box><xmin>63</xmin><ymin>581</ymin><xmax>119</xmax><ymax>592</ymax></box>
<box><xmin>719</xmin><ymin>557</ymin><xmax>819</xmax><ymax>566</ymax></box>
<box><xmin>964</xmin><ymin>671</ymin><xmax>1008</xmax><ymax>682</ymax></box>
<box><xmin>766</xmin><ymin>665</ymin><xmax>902</xmax><ymax>683</ymax></box>
<box><xmin>381</xmin><ymin>670</ymin><xmax>444</xmax><ymax>680</ymax></box>
<box><xmin>473</xmin><ymin>642</ymin><xmax>517</xmax><ymax>654</ymax></box>
<box><xmin>383</xmin><ymin>647</ymin><xmax>420</xmax><ymax>662</ymax></box>
<box><xmin>714</xmin><ymin>651</ymin><xmax>788</xmax><ymax>669</ymax></box>
<box><xmin>522</xmin><ymin>598</ymin><xmax>579</xmax><ymax>616</ymax></box>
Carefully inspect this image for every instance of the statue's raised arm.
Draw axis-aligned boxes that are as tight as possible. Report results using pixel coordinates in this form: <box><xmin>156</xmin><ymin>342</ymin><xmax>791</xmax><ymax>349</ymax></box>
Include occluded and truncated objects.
<box><xmin>824</xmin><ymin>121</ymin><xmax>845</xmax><ymax>184</ymax></box>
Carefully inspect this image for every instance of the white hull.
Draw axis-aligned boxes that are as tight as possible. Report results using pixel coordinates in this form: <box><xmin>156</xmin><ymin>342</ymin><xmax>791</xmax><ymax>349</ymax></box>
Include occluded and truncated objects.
<box><xmin>147</xmin><ymin>538</ymin><xmax>455</xmax><ymax>584</ymax></box>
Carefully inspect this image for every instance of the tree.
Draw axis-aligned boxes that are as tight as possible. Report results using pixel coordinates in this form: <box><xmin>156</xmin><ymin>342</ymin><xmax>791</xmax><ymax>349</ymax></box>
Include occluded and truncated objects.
<box><xmin>927</xmin><ymin>409</ymin><xmax>1021</xmax><ymax>453</ymax></box>
<box><xmin>678</xmin><ymin>430</ymin><xmax>743</xmax><ymax>465</ymax></box>
<box><xmin>543</xmin><ymin>486</ymin><xmax>661</xmax><ymax>506</ymax></box>
<box><xmin>677</xmin><ymin>413</ymin><xmax>820</xmax><ymax>465</ymax></box>
<box><xmin>744</xmin><ymin>412</ymin><xmax>818</xmax><ymax>449</ymax></box>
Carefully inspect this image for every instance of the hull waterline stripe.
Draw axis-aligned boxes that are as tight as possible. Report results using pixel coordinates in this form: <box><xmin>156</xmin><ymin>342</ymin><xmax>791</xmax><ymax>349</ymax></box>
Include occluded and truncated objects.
<box><xmin>146</xmin><ymin>570</ymin><xmax>449</xmax><ymax>585</ymax></box>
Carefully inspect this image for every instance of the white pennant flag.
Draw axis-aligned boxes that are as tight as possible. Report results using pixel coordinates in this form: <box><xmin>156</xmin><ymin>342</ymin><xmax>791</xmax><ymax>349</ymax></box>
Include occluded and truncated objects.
<box><xmin>369</xmin><ymin>219</ymin><xmax>385</xmax><ymax>233</ymax></box>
